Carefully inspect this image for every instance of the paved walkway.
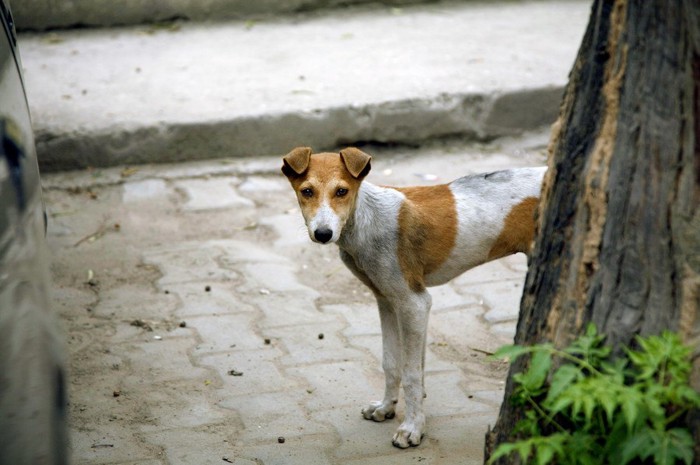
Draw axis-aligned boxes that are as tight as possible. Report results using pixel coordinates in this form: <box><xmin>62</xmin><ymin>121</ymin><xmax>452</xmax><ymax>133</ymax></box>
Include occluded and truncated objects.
<box><xmin>43</xmin><ymin>133</ymin><xmax>548</xmax><ymax>464</ymax></box>
<box><xmin>19</xmin><ymin>1</ymin><xmax>589</xmax><ymax>170</ymax></box>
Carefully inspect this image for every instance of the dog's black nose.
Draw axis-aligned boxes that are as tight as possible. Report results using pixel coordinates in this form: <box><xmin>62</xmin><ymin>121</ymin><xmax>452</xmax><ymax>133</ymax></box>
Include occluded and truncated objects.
<box><xmin>314</xmin><ymin>228</ymin><xmax>333</xmax><ymax>243</ymax></box>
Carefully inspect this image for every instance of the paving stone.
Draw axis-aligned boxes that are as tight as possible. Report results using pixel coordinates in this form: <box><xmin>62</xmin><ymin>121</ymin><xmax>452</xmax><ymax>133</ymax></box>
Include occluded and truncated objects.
<box><xmin>424</xmin><ymin>413</ymin><xmax>500</xmax><ymax>465</ymax></box>
<box><xmin>489</xmin><ymin>321</ymin><xmax>518</xmax><ymax>339</ymax></box>
<box><xmin>429</xmin><ymin>283</ymin><xmax>480</xmax><ymax>311</ymax></box>
<box><xmin>136</xmin><ymin>380</ymin><xmax>233</xmax><ymax>430</ymax></box>
<box><xmin>232</xmin><ymin>434</ymin><xmax>337</xmax><ymax>465</ymax></box>
<box><xmin>123</xmin><ymin>338</ymin><xmax>212</xmax><ymax>384</ymax></box>
<box><xmin>429</xmin><ymin>308</ymin><xmax>494</xmax><ymax>353</ymax></box>
<box><xmin>343</xmin><ymin>334</ymin><xmax>382</xmax><ymax>365</ymax></box>
<box><xmin>238</xmin><ymin>176</ymin><xmax>287</xmax><ymax>193</ymax></box>
<box><xmin>287</xmin><ymin>361</ymin><xmax>380</xmax><ymax>412</ymax></box>
<box><xmin>187</xmin><ymin>313</ymin><xmax>265</xmax><ymax>354</ymax></box>
<box><xmin>229</xmin><ymin>410</ymin><xmax>331</xmax><ymax>445</ymax></box>
<box><xmin>216</xmin><ymin>239</ymin><xmax>293</xmax><ymax>264</ymax></box>
<box><xmin>500</xmin><ymin>253</ymin><xmax>530</xmax><ymax>273</ymax></box>
<box><xmin>339</xmin><ymin>449</ymin><xmax>440</xmax><ymax>465</ymax></box>
<box><xmin>122</xmin><ymin>179</ymin><xmax>170</xmax><ymax>203</ymax></box>
<box><xmin>91</xmin><ymin>284</ymin><xmax>178</xmax><ymax>320</ymax></box>
<box><xmin>256</xmin><ymin>291</ymin><xmax>336</xmax><ymax>328</ymax></box>
<box><xmin>143</xmin><ymin>243</ymin><xmax>242</xmax><ymax>285</ymax></box>
<box><xmin>260</xmin><ymin>212</ymin><xmax>311</xmax><ymax>248</ymax></box>
<box><xmin>197</xmin><ymin>350</ymin><xmax>300</xmax><ymax>396</ymax></box>
<box><xmin>70</xmin><ymin>425</ymin><xmax>158</xmax><ymax>465</ymax></box>
<box><xmin>244</xmin><ymin>262</ymin><xmax>320</xmax><ymax>295</ymax></box>
<box><xmin>170</xmin><ymin>282</ymin><xmax>258</xmax><ymax>317</ymax></box>
<box><xmin>218</xmin><ymin>392</ymin><xmax>333</xmax><ymax>448</ymax></box>
<box><xmin>480</xmin><ymin>280</ymin><xmax>526</xmax><ymax>322</ymax></box>
<box><xmin>142</xmin><ymin>427</ymin><xmax>236</xmax><ymax>465</ymax></box>
<box><xmin>423</xmin><ymin>371</ymin><xmax>495</xmax><ymax>418</ymax></box>
<box><xmin>175</xmin><ymin>177</ymin><xmax>254</xmax><ymax>211</ymax></box>
<box><xmin>469</xmin><ymin>389</ymin><xmax>506</xmax><ymax>408</ymax></box>
<box><xmin>450</xmin><ymin>257</ymin><xmax>523</xmax><ymax>287</ymax></box>
<box><xmin>321</xmin><ymin>303</ymin><xmax>379</xmax><ymax>338</ymax></box>
<box><xmin>324</xmin><ymin>405</ymin><xmax>399</xmax><ymax>460</ymax></box>
<box><xmin>108</xmin><ymin>461</ymin><xmax>166</xmax><ymax>465</ymax></box>
<box><xmin>268</xmin><ymin>321</ymin><xmax>368</xmax><ymax>366</ymax></box>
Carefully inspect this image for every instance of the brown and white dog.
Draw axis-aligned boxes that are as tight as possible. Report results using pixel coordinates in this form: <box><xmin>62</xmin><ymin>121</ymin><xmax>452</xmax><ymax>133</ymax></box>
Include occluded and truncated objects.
<box><xmin>282</xmin><ymin>146</ymin><xmax>545</xmax><ymax>448</ymax></box>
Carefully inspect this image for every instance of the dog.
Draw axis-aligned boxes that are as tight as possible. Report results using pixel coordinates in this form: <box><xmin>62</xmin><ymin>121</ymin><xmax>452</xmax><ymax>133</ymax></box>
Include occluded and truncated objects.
<box><xmin>282</xmin><ymin>146</ymin><xmax>545</xmax><ymax>448</ymax></box>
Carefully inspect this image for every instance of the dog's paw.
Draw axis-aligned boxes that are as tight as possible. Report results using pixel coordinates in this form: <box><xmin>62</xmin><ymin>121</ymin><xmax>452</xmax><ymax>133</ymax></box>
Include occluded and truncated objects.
<box><xmin>391</xmin><ymin>416</ymin><xmax>425</xmax><ymax>449</ymax></box>
<box><xmin>361</xmin><ymin>401</ymin><xmax>396</xmax><ymax>422</ymax></box>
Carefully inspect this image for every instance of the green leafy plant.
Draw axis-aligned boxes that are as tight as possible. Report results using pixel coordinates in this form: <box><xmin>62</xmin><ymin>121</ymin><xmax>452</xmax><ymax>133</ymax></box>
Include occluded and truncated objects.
<box><xmin>489</xmin><ymin>324</ymin><xmax>700</xmax><ymax>465</ymax></box>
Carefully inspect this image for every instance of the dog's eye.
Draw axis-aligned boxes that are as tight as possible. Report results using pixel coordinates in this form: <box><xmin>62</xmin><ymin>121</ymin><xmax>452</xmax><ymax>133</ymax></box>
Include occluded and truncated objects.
<box><xmin>336</xmin><ymin>188</ymin><xmax>348</xmax><ymax>197</ymax></box>
<box><xmin>301</xmin><ymin>188</ymin><xmax>313</xmax><ymax>198</ymax></box>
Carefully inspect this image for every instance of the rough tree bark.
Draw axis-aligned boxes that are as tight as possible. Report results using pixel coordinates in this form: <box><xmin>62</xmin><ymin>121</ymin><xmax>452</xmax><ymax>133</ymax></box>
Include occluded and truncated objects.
<box><xmin>485</xmin><ymin>0</ymin><xmax>700</xmax><ymax>462</ymax></box>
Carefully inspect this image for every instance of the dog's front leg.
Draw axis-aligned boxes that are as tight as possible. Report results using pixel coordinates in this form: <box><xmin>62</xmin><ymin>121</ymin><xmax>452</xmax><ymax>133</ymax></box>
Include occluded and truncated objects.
<box><xmin>362</xmin><ymin>295</ymin><xmax>401</xmax><ymax>422</ymax></box>
<box><xmin>392</xmin><ymin>290</ymin><xmax>431</xmax><ymax>449</ymax></box>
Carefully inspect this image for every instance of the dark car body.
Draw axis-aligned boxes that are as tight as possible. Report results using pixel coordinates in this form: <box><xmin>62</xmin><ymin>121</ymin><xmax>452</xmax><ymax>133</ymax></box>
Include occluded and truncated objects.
<box><xmin>0</xmin><ymin>1</ymin><xmax>68</xmax><ymax>463</ymax></box>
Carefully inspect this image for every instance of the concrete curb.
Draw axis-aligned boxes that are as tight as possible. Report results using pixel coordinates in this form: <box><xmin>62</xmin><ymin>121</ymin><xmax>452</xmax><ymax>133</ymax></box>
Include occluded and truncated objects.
<box><xmin>35</xmin><ymin>87</ymin><xmax>563</xmax><ymax>171</ymax></box>
<box><xmin>14</xmin><ymin>0</ymin><xmax>466</xmax><ymax>31</ymax></box>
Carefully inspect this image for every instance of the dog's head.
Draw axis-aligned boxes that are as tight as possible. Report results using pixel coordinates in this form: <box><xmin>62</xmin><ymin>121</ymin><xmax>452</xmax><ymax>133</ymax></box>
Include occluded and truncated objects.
<box><xmin>282</xmin><ymin>147</ymin><xmax>372</xmax><ymax>244</ymax></box>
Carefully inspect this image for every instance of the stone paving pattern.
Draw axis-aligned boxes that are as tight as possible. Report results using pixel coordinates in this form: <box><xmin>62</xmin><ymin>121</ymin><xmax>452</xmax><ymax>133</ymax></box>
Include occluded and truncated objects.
<box><xmin>43</xmin><ymin>134</ymin><xmax>548</xmax><ymax>464</ymax></box>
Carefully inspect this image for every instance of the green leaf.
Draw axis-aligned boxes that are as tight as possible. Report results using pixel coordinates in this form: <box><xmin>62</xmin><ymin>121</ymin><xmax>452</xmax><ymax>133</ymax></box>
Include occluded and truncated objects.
<box><xmin>598</xmin><ymin>389</ymin><xmax>617</xmax><ymax>425</ymax></box>
<box><xmin>619</xmin><ymin>427</ymin><xmax>656</xmax><ymax>464</ymax></box>
<box><xmin>547</xmin><ymin>395</ymin><xmax>574</xmax><ymax>417</ymax></box>
<box><xmin>492</xmin><ymin>344</ymin><xmax>532</xmax><ymax>362</ymax></box>
<box><xmin>652</xmin><ymin>428</ymin><xmax>695</xmax><ymax>465</ymax></box>
<box><xmin>620</xmin><ymin>426</ymin><xmax>694</xmax><ymax>465</ymax></box>
<box><xmin>520</xmin><ymin>350</ymin><xmax>552</xmax><ymax>394</ymax></box>
<box><xmin>513</xmin><ymin>409</ymin><xmax>541</xmax><ymax>436</ymax></box>
<box><xmin>564</xmin><ymin>323</ymin><xmax>610</xmax><ymax>367</ymax></box>
<box><xmin>535</xmin><ymin>442</ymin><xmax>556</xmax><ymax>465</ymax></box>
<box><xmin>488</xmin><ymin>442</ymin><xmax>522</xmax><ymax>465</ymax></box>
<box><xmin>620</xmin><ymin>386</ymin><xmax>644</xmax><ymax>432</ymax></box>
<box><xmin>581</xmin><ymin>394</ymin><xmax>596</xmax><ymax>424</ymax></box>
<box><xmin>544</xmin><ymin>364</ymin><xmax>581</xmax><ymax>407</ymax></box>
<box><xmin>665</xmin><ymin>428</ymin><xmax>695</xmax><ymax>465</ymax></box>
<box><xmin>567</xmin><ymin>431</ymin><xmax>600</xmax><ymax>465</ymax></box>
<box><xmin>533</xmin><ymin>434</ymin><xmax>567</xmax><ymax>465</ymax></box>
<box><xmin>676</xmin><ymin>384</ymin><xmax>700</xmax><ymax>408</ymax></box>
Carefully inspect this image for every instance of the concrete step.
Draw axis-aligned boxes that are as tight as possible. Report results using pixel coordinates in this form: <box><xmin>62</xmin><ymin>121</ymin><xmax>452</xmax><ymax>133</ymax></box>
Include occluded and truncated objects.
<box><xmin>18</xmin><ymin>1</ymin><xmax>590</xmax><ymax>171</ymax></box>
<box><xmin>16</xmin><ymin>0</ymin><xmax>473</xmax><ymax>31</ymax></box>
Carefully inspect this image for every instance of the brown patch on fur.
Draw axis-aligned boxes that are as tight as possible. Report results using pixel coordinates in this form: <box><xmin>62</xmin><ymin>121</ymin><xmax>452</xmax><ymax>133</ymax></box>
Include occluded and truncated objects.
<box><xmin>396</xmin><ymin>185</ymin><xmax>457</xmax><ymax>292</ymax></box>
<box><xmin>488</xmin><ymin>197</ymin><xmax>540</xmax><ymax>261</ymax></box>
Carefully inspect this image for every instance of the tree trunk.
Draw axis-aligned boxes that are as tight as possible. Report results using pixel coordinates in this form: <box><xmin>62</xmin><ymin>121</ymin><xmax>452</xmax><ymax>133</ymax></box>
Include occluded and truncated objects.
<box><xmin>485</xmin><ymin>0</ymin><xmax>700</xmax><ymax>462</ymax></box>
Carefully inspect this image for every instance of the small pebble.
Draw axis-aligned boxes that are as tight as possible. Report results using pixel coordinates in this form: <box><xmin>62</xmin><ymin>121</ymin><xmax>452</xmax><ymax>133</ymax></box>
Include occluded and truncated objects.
<box><xmin>278</xmin><ymin>436</ymin><xmax>285</xmax><ymax>444</ymax></box>
<box><xmin>113</xmin><ymin>390</ymin><xmax>121</xmax><ymax>398</ymax></box>
<box><xmin>179</xmin><ymin>321</ymin><xmax>187</xmax><ymax>328</ymax></box>
<box><xmin>264</xmin><ymin>338</ymin><xmax>271</xmax><ymax>345</ymax></box>
<box><xmin>205</xmin><ymin>285</ymin><xmax>211</xmax><ymax>292</ymax></box>
<box><xmin>318</xmin><ymin>333</ymin><xmax>324</xmax><ymax>340</ymax></box>
<box><xmin>228</xmin><ymin>369</ymin><xmax>244</xmax><ymax>376</ymax></box>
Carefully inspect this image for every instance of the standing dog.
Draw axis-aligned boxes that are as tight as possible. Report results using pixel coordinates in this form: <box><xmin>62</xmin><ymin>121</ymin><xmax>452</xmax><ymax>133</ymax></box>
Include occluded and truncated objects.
<box><xmin>282</xmin><ymin>146</ymin><xmax>545</xmax><ymax>448</ymax></box>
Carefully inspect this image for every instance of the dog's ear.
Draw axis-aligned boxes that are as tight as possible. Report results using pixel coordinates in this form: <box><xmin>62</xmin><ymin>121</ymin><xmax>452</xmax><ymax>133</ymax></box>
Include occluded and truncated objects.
<box><xmin>282</xmin><ymin>147</ymin><xmax>312</xmax><ymax>178</ymax></box>
<box><xmin>339</xmin><ymin>147</ymin><xmax>372</xmax><ymax>179</ymax></box>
